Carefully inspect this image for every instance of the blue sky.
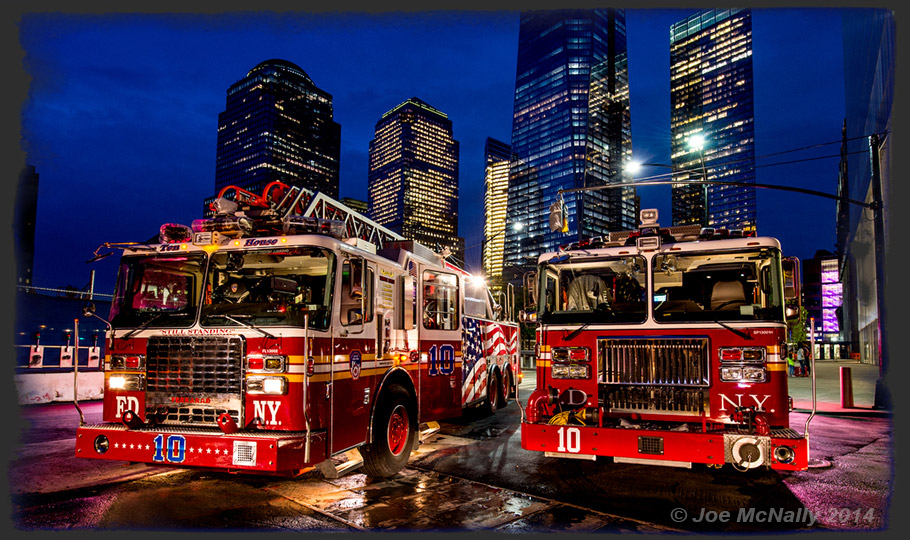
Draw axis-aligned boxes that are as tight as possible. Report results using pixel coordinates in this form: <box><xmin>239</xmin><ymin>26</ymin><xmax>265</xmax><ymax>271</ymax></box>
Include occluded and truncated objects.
<box><xmin>17</xmin><ymin>8</ymin><xmax>850</xmax><ymax>294</ymax></box>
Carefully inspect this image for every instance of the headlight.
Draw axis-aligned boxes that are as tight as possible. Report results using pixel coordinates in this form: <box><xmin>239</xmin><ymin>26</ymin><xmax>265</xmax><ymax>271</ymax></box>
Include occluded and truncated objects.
<box><xmin>551</xmin><ymin>363</ymin><xmax>589</xmax><ymax>379</ymax></box>
<box><xmin>720</xmin><ymin>365</ymin><xmax>766</xmax><ymax>383</ymax></box>
<box><xmin>720</xmin><ymin>366</ymin><xmax>743</xmax><ymax>381</ymax></box>
<box><xmin>109</xmin><ymin>374</ymin><xmax>144</xmax><ymax>391</ymax></box>
<box><xmin>247</xmin><ymin>376</ymin><xmax>288</xmax><ymax>395</ymax></box>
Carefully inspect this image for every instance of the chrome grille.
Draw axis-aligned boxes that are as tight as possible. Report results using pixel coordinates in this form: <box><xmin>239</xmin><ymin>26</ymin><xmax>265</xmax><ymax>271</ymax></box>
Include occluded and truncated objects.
<box><xmin>604</xmin><ymin>386</ymin><xmax>707</xmax><ymax>414</ymax></box>
<box><xmin>145</xmin><ymin>335</ymin><xmax>245</xmax><ymax>427</ymax></box>
<box><xmin>146</xmin><ymin>336</ymin><xmax>245</xmax><ymax>393</ymax></box>
<box><xmin>600</xmin><ymin>338</ymin><xmax>709</xmax><ymax>386</ymax></box>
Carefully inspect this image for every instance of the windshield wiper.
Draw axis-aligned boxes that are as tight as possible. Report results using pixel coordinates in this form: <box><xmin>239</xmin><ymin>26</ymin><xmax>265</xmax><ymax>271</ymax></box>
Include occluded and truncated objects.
<box><xmin>565</xmin><ymin>323</ymin><xmax>589</xmax><ymax>341</ymax></box>
<box><xmin>208</xmin><ymin>314</ymin><xmax>276</xmax><ymax>340</ymax></box>
<box><xmin>714</xmin><ymin>319</ymin><xmax>752</xmax><ymax>340</ymax></box>
<box><xmin>121</xmin><ymin>313</ymin><xmax>171</xmax><ymax>339</ymax></box>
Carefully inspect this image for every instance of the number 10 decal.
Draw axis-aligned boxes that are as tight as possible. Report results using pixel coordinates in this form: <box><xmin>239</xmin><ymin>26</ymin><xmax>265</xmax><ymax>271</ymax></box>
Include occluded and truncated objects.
<box><xmin>557</xmin><ymin>426</ymin><xmax>581</xmax><ymax>453</ymax></box>
<box><xmin>428</xmin><ymin>344</ymin><xmax>455</xmax><ymax>376</ymax></box>
<box><xmin>153</xmin><ymin>434</ymin><xmax>187</xmax><ymax>463</ymax></box>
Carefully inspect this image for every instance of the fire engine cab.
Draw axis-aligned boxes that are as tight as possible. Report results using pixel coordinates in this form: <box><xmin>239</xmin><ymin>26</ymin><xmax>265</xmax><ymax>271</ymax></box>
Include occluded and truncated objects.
<box><xmin>75</xmin><ymin>182</ymin><xmax>518</xmax><ymax>478</ymax></box>
<box><xmin>520</xmin><ymin>209</ymin><xmax>809</xmax><ymax>471</ymax></box>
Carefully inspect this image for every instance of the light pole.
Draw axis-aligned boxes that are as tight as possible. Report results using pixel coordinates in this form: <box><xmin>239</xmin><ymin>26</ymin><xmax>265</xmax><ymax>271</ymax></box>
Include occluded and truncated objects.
<box><xmin>687</xmin><ymin>134</ymin><xmax>710</xmax><ymax>227</ymax></box>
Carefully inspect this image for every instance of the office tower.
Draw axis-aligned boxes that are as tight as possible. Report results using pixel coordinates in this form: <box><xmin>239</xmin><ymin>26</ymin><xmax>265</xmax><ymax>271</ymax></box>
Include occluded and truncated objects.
<box><xmin>669</xmin><ymin>9</ymin><xmax>756</xmax><ymax>230</ymax></box>
<box><xmin>211</xmin><ymin>59</ymin><xmax>341</xmax><ymax>210</ymax></box>
<box><xmin>504</xmin><ymin>9</ymin><xmax>635</xmax><ymax>281</ymax></box>
<box><xmin>368</xmin><ymin>97</ymin><xmax>463</xmax><ymax>259</ymax></box>
<box><xmin>838</xmin><ymin>9</ymin><xmax>894</xmax><ymax>366</ymax></box>
<box><xmin>14</xmin><ymin>165</ymin><xmax>39</xmax><ymax>286</ymax></box>
<box><xmin>482</xmin><ymin>138</ymin><xmax>512</xmax><ymax>288</ymax></box>
<box><xmin>340</xmin><ymin>197</ymin><xmax>369</xmax><ymax>216</ymax></box>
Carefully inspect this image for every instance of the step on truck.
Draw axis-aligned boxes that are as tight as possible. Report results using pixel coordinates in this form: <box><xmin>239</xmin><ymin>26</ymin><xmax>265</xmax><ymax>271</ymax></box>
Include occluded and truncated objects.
<box><xmin>75</xmin><ymin>181</ymin><xmax>519</xmax><ymax>478</ymax></box>
<box><xmin>520</xmin><ymin>209</ymin><xmax>811</xmax><ymax>471</ymax></box>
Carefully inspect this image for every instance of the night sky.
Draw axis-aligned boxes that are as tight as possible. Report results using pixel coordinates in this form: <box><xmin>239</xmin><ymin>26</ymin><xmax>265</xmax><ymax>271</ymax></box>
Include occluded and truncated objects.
<box><xmin>16</xmin><ymin>7</ymin><xmax>850</xmax><ymax>295</ymax></box>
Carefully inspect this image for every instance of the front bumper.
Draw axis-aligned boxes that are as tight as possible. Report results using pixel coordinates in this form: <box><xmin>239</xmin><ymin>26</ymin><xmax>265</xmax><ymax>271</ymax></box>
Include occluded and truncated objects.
<box><xmin>75</xmin><ymin>423</ymin><xmax>326</xmax><ymax>474</ymax></box>
<box><xmin>520</xmin><ymin>421</ymin><xmax>808</xmax><ymax>471</ymax></box>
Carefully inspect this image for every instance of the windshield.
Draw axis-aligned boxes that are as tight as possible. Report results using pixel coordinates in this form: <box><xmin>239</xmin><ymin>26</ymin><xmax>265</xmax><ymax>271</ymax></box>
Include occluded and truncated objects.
<box><xmin>538</xmin><ymin>256</ymin><xmax>648</xmax><ymax>324</ymax></box>
<box><xmin>652</xmin><ymin>247</ymin><xmax>785</xmax><ymax>322</ymax></box>
<box><xmin>201</xmin><ymin>247</ymin><xmax>335</xmax><ymax>330</ymax></box>
<box><xmin>110</xmin><ymin>253</ymin><xmax>205</xmax><ymax>328</ymax></box>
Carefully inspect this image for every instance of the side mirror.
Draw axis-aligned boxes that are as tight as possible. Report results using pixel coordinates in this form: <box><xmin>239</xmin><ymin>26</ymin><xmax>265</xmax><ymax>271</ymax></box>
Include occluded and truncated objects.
<box><xmin>781</xmin><ymin>257</ymin><xmax>801</xmax><ymax>303</ymax></box>
<box><xmin>785</xmin><ymin>306</ymin><xmax>799</xmax><ymax>320</ymax></box>
<box><xmin>523</xmin><ymin>271</ymin><xmax>538</xmax><ymax>306</ymax></box>
<box><xmin>518</xmin><ymin>310</ymin><xmax>537</xmax><ymax>325</ymax></box>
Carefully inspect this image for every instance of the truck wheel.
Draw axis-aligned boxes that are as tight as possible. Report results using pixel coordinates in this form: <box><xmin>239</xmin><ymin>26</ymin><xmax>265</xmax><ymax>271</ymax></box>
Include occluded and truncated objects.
<box><xmin>482</xmin><ymin>372</ymin><xmax>501</xmax><ymax>415</ymax></box>
<box><xmin>361</xmin><ymin>385</ymin><xmax>416</xmax><ymax>478</ymax></box>
<box><xmin>501</xmin><ymin>368</ymin><xmax>512</xmax><ymax>404</ymax></box>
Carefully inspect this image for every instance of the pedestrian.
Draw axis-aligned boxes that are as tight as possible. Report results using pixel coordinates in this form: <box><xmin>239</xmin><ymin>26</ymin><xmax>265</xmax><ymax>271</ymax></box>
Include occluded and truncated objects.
<box><xmin>786</xmin><ymin>351</ymin><xmax>796</xmax><ymax>376</ymax></box>
<box><xmin>795</xmin><ymin>345</ymin><xmax>805</xmax><ymax>377</ymax></box>
<box><xmin>799</xmin><ymin>344</ymin><xmax>811</xmax><ymax>377</ymax></box>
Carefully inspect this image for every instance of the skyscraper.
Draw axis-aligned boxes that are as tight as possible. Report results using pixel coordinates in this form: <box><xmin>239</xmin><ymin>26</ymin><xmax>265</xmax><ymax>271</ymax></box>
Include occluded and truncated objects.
<box><xmin>669</xmin><ymin>9</ymin><xmax>757</xmax><ymax>230</ymax></box>
<box><xmin>368</xmin><ymin>97</ymin><xmax>463</xmax><ymax>259</ymax></box>
<box><xmin>482</xmin><ymin>138</ymin><xmax>512</xmax><ymax>287</ymax></box>
<box><xmin>211</xmin><ymin>59</ymin><xmax>341</xmax><ymax>208</ymax></box>
<box><xmin>504</xmin><ymin>9</ymin><xmax>635</xmax><ymax>281</ymax></box>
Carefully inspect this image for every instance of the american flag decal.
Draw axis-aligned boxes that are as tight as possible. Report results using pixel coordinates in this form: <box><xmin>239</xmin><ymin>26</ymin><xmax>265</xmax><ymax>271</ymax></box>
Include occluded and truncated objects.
<box><xmin>461</xmin><ymin>318</ymin><xmax>518</xmax><ymax>404</ymax></box>
<box><xmin>461</xmin><ymin>318</ymin><xmax>486</xmax><ymax>403</ymax></box>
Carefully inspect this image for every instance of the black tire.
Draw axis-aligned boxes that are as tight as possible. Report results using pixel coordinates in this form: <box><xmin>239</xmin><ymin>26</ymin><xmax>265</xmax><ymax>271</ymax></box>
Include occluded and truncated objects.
<box><xmin>482</xmin><ymin>371</ymin><xmax>501</xmax><ymax>415</ymax></box>
<box><xmin>360</xmin><ymin>385</ymin><xmax>416</xmax><ymax>478</ymax></box>
<box><xmin>501</xmin><ymin>368</ymin><xmax>513</xmax><ymax>403</ymax></box>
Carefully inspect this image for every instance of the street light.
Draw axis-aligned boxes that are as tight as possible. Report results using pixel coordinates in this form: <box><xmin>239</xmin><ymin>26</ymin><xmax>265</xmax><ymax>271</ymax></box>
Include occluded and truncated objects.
<box><xmin>686</xmin><ymin>134</ymin><xmax>710</xmax><ymax>227</ymax></box>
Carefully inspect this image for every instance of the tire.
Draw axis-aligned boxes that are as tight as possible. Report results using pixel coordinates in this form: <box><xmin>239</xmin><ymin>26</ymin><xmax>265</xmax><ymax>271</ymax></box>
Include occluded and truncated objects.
<box><xmin>360</xmin><ymin>385</ymin><xmax>416</xmax><ymax>478</ymax></box>
<box><xmin>482</xmin><ymin>371</ymin><xmax>501</xmax><ymax>415</ymax></box>
<box><xmin>501</xmin><ymin>368</ymin><xmax>512</xmax><ymax>404</ymax></box>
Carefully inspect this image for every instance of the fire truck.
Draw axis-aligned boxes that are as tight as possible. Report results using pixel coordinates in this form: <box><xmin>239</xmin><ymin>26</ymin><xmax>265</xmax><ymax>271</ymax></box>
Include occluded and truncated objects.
<box><xmin>75</xmin><ymin>182</ymin><xmax>519</xmax><ymax>478</ymax></box>
<box><xmin>520</xmin><ymin>209</ymin><xmax>810</xmax><ymax>471</ymax></box>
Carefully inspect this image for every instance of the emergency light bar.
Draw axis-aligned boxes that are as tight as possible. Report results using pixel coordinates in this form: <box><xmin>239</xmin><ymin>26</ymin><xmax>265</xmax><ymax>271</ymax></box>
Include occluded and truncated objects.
<box><xmin>282</xmin><ymin>216</ymin><xmax>345</xmax><ymax>239</ymax></box>
<box><xmin>192</xmin><ymin>215</ymin><xmax>254</xmax><ymax>237</ymax></box>
<box><xmin>159</xmin><ymin>223</ymin><xmax>193</xmax><ymax>244</ymax></box>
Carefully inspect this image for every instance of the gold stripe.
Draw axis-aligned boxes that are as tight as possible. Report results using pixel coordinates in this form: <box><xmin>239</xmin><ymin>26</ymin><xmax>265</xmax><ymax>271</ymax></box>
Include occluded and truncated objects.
<box><xmin>767</xmin><ymin>363</ymin><xmax>786</xmax><ymax>371</ymax></box>
<box><xmin>540</xmin><ymin>345</ymin><xmax>551</xmax><ymax>352</ymax></box>
<box><xmin>767</xmin><ymin>345</ymin><xmax>780</xmax><ymax>354</ymax></box>
<box><xmin>536</xmin><ymin>360</ymin><xmax>551</xmax><ymax>368</ymax></box>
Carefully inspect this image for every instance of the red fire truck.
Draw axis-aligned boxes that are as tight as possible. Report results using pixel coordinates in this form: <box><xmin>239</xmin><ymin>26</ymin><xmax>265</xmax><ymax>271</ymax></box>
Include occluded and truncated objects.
<box><xmin>75</xmin><ymin>182</ymin><xmax>519</xmax><ymax>478</ymax></box>
<box><xmin>520</xmin><ymin>209</ymin><xmax>809</xmax><ymax>471</ymax></box>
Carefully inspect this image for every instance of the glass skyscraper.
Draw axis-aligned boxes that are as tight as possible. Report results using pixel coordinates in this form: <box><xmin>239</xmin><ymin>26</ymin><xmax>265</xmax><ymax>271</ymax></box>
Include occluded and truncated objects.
<box><xmin>212</xmin><ymin>59</ymin><xmax>341</xmax><ymax>203</ymax></box>
<box><xmin>504</xmin><ymin>9</ymin><xmax>635</xmax><ymax>282</ymax></box>
<box><xmin>482</xmin><ymin>137</ymin><xmax>512</xmax><ymax>287</ymax></box>
<box><xmin>669</xmin><ymin>9</ymin><xmax>757</xmax><ymax>230</ymax></box>
<box><xmin>368</xmin><ymin>97</ymin><xmax>464</xmax><ymax>259</ymax></box>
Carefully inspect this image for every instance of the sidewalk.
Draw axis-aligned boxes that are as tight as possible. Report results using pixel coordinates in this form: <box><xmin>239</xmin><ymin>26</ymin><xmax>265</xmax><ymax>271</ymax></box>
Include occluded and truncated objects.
<box><xmin>786</xmin><ymin>359</ymin><xmax>890</xmax><ymax>417</ymax></box>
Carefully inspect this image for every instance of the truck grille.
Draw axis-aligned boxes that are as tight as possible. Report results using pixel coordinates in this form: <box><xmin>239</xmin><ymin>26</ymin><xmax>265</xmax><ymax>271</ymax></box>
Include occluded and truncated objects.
<box><xmin>145</xmin><ymin>335</ymin><xmax>245</xmax><ymax>427</ymax></box>
<box><xmin>600</xmin><ymin>338</ymin><xmax>709</xmax><ymax>415</ymax></box>
<box><xmin>603</xmin><ymin>386</ymin><xmax>708</xmax><ymax>414</ymax></box>
<box><xmin>599</xmin><ymin>338</ymin><xmax>709</xmax><ymax>387</ymax></box>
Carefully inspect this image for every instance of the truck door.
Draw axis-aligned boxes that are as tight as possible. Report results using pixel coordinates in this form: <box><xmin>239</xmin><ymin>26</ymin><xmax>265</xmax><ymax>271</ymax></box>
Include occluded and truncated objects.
<box><xmin>418</xmin><ymin>266</ymin><xmax>462</xmax><ymax>421</ymax></box>
<box><xmin>331</xmin><ymin>256</ymin><xmax>376</xmax><ymax>454</ymax></box>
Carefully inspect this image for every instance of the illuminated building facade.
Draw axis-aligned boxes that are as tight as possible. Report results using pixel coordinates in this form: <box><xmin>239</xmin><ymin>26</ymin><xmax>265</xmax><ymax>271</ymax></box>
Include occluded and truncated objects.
<box><xmin>482</xmin><ymin>138</ymin><xmax>512</xmax><ymax>287</ymax></box>
<box><xmin>838</xmin><ymin>9</ymin><xmax>893</xmax><ymax>367</ymax></box>
<box><xmin>803</xmin><ymin>251</ymin><xmax>848</xmax><ymax>359</ymax></box>
<box><xmin>368</xmin><ymin>97</ymin><xmax>464</xmax><ymax>259</ymax></box>
<box><xmin>212</xmin><ymin>59</ymin><xmax>340</xmax><ymax>207</ymax></box>
<box><xmin>669</xmin><ymin>9</ymin><xmax>756</xmax><ymax>230</ymax></box>
<box><xmin>504</xmin><ymin>9</ymin><xmax>636</xmax><ymax>281</ymax></box>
